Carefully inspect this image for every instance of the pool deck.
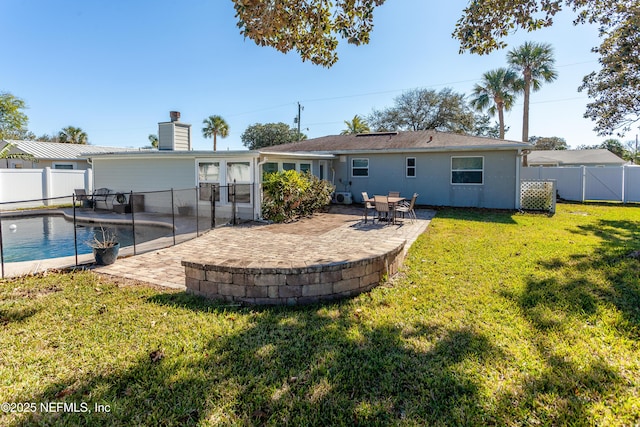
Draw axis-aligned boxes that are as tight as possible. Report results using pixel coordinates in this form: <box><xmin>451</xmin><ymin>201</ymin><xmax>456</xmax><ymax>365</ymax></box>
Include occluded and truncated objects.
<box><xmin>2</xmin><ymin>206</ymin><xmax>435</xmax><ymax>293</ymax></box>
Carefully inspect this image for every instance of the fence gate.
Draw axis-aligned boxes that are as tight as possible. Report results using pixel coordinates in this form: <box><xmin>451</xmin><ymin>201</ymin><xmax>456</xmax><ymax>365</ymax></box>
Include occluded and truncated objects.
<box><xmin>520</xmin><ymin>180</ymin><xmax>556</xmax><ymax>213</ymax></box>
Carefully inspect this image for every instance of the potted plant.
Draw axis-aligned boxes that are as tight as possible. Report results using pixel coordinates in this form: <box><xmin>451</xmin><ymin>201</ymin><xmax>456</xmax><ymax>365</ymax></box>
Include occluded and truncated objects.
<box><xmin>89</xmin><ymin>226</ymin><xmax>120</xmax><ymax>265</ymax></box>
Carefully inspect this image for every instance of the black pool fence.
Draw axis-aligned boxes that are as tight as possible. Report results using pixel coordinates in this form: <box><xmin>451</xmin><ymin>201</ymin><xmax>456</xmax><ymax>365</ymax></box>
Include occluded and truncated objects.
<box><xmin>0</xmin><ymin>184</ymin><xmax>253</xmax><ymax>278</ymax></box>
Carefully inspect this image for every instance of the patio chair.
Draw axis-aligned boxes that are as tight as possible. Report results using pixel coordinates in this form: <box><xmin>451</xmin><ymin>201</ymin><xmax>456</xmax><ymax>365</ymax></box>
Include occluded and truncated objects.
<box><xmin>361</xmin><ymin>191</ymin><xmax>375</xmax><ymax>222</ymax></box>
<box><xmin>74</xmin><ymin>189</ymin><xmax>91</xmax><ymax>207</ymax></box>
<box><xmin>91</xmin><ymin>188</ymin><xmax>111</xmax><ymax>210</ymax></box>
<box><xmin>395</xmin><ymin>193</ymin><xmax>418</xmax><ymax>222</ymax></box>
<box><xmin>388</xmin><ymin>191</ymin><xmax>400</xmax><ymax>198</ymax></box>
<box><xmin>374</xmin><ymin>195</ymin><xmax>392</xmax><ymax>224</ymax></box>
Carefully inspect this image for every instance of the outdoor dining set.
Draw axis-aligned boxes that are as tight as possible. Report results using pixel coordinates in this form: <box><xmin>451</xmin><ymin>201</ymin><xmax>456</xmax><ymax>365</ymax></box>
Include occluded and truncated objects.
<box><xmin>361</xmin><ymin>191</ymin><xmax>418</xmax><ymax>225</ymax></box>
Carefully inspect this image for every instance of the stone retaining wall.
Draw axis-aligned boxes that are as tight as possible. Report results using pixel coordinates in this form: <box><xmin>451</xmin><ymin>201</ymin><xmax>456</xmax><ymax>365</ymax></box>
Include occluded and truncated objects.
<box><xmin>182</xmin><ymin>241</ymin><xmax>405</xmax><ymax>305</ymax></box>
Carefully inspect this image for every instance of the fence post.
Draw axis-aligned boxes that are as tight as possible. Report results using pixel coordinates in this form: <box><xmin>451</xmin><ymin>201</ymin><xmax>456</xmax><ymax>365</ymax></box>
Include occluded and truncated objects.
<box><xmin>73</xmin><ymin>194</ymin><xmax>78</xmax><ymax>266</ymax></box>
<box><xmin>211</xmin><ymin>184</ymin><xmax>216</xmax><ymax>229</ymax></box>
<box><xmin>130</xmin><ymin>191</ymin><xmax>137</xmax><ymax>255</ymax></box>
<box><xmin>0</xmin><ymin>215</ymin><xmax>4</xmax><ymax>279</ymax></box>
<box><xmin>581</xmin><ymin>166</ymin><xmax>586</xmax><ymax>202</ymax></box>
<box><xmin>195</xmin><ymin>186</ymin><xmax>199</xmax><ymax>237</ymax></box>
<box><xmin>170</xmin><ymin>188</ymin><xmax>176</xmax><ymax>246</ymax></box>
<box><xmin>42</xmin><ymin>167</ymin><xmax>52</xmax><ymax>207</ymax></box>
<box><xmin>232</xmin><ymin>180</ymin><xmax>236</xmax><ymax>225</ymax></box>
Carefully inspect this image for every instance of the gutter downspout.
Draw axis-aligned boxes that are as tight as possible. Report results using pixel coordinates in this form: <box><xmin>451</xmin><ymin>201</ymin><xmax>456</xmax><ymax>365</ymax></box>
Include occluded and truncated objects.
<box><xmin>256</xmin><ymin>156</ymin><xmax>269</xmax><ymax>220</ymax></box>
<box><xmin>515</xmin><ymin>150</ymin><xmax>522</xmax><ymax>210</ymax></box>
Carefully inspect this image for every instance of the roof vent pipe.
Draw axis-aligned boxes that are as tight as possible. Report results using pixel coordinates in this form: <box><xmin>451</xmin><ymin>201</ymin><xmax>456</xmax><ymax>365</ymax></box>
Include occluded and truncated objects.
<box><xmin>170</xmin><ymin>111</ymin><xmax>180</xmax><ymax>122</ymax></box>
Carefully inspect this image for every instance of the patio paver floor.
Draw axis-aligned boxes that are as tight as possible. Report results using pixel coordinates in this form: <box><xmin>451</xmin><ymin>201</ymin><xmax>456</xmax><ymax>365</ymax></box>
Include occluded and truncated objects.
<box><xmin>93</xmin><ymin>205</ymin><xmax>435</xmax><ymax>290</ymax></box>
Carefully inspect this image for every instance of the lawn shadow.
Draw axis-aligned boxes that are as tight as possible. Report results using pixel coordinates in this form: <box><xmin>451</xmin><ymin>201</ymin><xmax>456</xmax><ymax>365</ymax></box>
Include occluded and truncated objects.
<box><xmin>7</xmin><ymin>299</ymin><xmax>507</xmax><ymax>426</ymax></box>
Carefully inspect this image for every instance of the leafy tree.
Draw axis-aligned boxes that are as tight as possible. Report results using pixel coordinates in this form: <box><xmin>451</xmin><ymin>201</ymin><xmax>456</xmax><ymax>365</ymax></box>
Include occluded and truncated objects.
<box><xmin>453</xmin><ymin>0</ymin><xmax>637</xmax><ymax>136</ymax></box>
<box><xmin>579</xmin><ymin>3</ymin><xmax>640</xmax><ymax>135</ymax></box>
<box><xmin>241</xmin><ymin>122</ymin><xmax>306</xmax><ymax>150</ymax></box>
<box><xmin>0</xmin><ymin>92</ymin><xmax>29</xmax><ymax>140</ymax></box>
<box><xmin>507</xmin><ymin>42</ymin><xmax>557</xmax><ymax>143</ymax></box>
<box><xmin>576</xmin><ymin>138</ymin><xmax>629</xmax><ymax>159</ymax></box>
<box><xmin>232</xmin><ymin>0</ymin><xmax>385</xmax><ymax>67</ymax></box>
<box><xmin>36</xmin><ymin>134</ymin><xmax>58</xmax><ymax>142</ymax></box>
<box><xmin>341</xmin><ymin>115</ymin><xmax>370</xmax><ymax>135</ymax></box>
<box><xmin>470</xmin><ymin>68</ymin><xmax>518</xmax><ymax>139</ymax></box>
<box><xmin>202</xmin><ymin>115</ymin><xmax>229</xmax><ymax>152</ymax></box>
<box><xmin>472</xmin><ymin>114</ymin><xmax>504</xmax><ymax>139</ymax></box>
<box><xmin>529</xmin><ymin>136</ymin><xmax>568</xmax><ymax>150</ymax></box>
<box><xmin>148</xmin><ymin>134</ymin><xmax>158</xmax><ymax>148</ymax></box>
<box><xmin>58</xmin><ymin>126</ymin><xmax>88</xmax><ymax>144</ymax></box>
<box><xmin>599</xmin><ymin>138</ymin><xmax>628</xmax><ymax>158</ymax></box>
<box><xmin>368</xmin><ymin>88</ymin><xmax>477</xmax><ymax>134</ymax></box>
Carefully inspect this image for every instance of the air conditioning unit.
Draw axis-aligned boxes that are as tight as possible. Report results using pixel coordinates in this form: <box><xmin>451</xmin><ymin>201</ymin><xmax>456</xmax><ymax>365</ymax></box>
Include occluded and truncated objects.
<box><xmin>334</xmin><ymin>192</ymin><xmax>353</xmax><ymax>205</ymax></box>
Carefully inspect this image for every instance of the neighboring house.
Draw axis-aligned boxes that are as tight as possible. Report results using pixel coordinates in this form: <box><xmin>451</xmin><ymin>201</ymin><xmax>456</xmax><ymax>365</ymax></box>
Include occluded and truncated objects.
<box><xmin>0</xmin><ymin>140</ymin><xmax>141</xmax><ymax>170</ymax></box>
<box><xmin>262</xmin><ymin>130</ymin><xmax>532</xmax><ymax>209</ymax></box>
<box><xmin>526</xmin><ymin>149</ymin><xmax>627</xmax><ymax>167</ymax></box>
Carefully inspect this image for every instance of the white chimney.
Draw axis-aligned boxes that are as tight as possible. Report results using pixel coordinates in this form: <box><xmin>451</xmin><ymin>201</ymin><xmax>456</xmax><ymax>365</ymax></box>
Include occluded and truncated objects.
<box><xmin>158</xmin><ymin>111</ymin><xmax>192</xmax><ymax>151</ymax></box>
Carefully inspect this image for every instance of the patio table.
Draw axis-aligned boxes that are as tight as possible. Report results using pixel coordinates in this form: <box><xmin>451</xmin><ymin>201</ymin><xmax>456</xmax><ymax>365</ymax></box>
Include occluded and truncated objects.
<box><xmin>364</xmin><ymin>196</ymin><xmax>405</xmax><ymax>224</ymax></box>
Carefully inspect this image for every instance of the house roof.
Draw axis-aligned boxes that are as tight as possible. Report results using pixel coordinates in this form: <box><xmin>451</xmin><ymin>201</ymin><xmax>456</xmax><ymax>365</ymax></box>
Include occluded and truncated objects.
<box><xmin>527</xmin><ymin>149</ymin><xmax>627</xmax><ymax>166</ymax></box>
<box><xmin>1</xmin><ymin>140</ymin><xmax>141</xmax><ymax>160</ymax></box>
<box><xmin>260</xmin><ymin>130</ymin><xmax>531</xmax><ymax>154</ymax></box>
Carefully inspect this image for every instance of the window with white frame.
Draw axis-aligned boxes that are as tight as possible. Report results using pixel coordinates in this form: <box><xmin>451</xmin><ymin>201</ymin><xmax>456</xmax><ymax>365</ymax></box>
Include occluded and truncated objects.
<box><xmin>451</xmin><ymin>156</ymin><xmax>484</xmax><ymax>184</ymax></box>
<box><xmin>299</xmin><ymin>163</ymin><xmax>311</xmax><ymax>174</ymax></box>
<box><xmin>198</xmin><ymin>162</ymin><xmax>220</xmax><ymax>201</ymax></box>
<box><xmin>283</xmin><ymin>162</ymin><xmax>296</xmax><ymax>171</ymax></box>
<box><xmin>227</xmin><ymin>161</ymin><xmax>252</xmax><ymax>203</ymax></box>
<box><xmin>351</xmin><ymin>158</ymin><xmax>369</xmax><ymax>177</ymax></box>
<box><xmin>406</xmin><ymin>157</ymin><xmax>416</xmax><ymax>177</ymax></box>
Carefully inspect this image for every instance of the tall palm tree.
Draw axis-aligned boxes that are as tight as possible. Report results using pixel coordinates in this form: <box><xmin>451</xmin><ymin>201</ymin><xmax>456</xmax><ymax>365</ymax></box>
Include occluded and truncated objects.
<box><xmin>470</xmin><ymin>68</ymin><xmax>518</xmax><ymax>139</ymax></box>
<box><xmin>507</xmin><ymin>42</ymin><xmax>557</xmax><ymax>143</ymax></box>
<box><xmin>341</xmin><ymin>115</ymin><xmax>370</xmax><ymax>135</ymax></box>
<box><xmin>202</xmin><ymin>115</ymin><xmax>229</xmax><ymax>151</ymax></box>
<box><xmin>58</xmin><ymin>126</ymin><xmax>88</xmax><ymax>144</ymax></box>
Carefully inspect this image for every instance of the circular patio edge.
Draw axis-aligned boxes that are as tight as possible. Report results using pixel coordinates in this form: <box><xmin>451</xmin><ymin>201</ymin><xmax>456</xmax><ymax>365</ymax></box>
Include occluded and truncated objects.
<box><xmin>181</xmin><ymin>240</ymin><xmax>406</xmax><ymax>305</ymax></box>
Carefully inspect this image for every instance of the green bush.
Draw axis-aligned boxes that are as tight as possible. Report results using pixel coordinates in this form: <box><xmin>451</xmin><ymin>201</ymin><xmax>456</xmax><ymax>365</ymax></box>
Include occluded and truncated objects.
<box><xmin>262</xmin><ymin>170</ymin><xmax>335</xmax><ymax>222</ymax></box>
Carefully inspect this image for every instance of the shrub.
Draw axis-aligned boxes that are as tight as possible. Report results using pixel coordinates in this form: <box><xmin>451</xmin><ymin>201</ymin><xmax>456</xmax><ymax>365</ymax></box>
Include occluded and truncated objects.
<box><xmin>262</xmin><ymin>170</ymin><xmax>334</xmax><ymax>222</ymax></box>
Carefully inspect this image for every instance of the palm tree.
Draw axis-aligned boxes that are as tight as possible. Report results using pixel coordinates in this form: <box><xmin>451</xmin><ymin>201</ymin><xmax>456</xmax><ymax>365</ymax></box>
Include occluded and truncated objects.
<box><xmin>148</xmin><ymin>134</ymin><xmax>158</xmax><ymax>148</ymax></box>
<box><xmin>470</xmin><ymin>68</ymin><xmax>518</xmax><ymax>139</ymax></box>
<box><xmin>202</xmin><ymin>115</ymin><xmax>229</xmax><ymax>151</ymax></box>
<box><xmin>507</xmin><ymin>42</ymin><xmax>557</xmax><ymax>143</ymax></box>
<box><xmin>58</xmin><ymin>126</ymin><xmax>88</xmax><ymax>144</ymax></box>
<box><xmin>341</xmin><ymin>115</ymin><xmax>370</xmax><ymax>135</ymax></box>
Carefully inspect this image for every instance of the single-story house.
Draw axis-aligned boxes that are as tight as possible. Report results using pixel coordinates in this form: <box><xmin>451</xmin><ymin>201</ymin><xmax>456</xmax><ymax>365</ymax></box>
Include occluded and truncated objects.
<box><xmin>0</xmin><ymin>140</ymin><xmax>141</xmax><ymax>170</ymax></box>
<box><xmin>526</xmin><ymin>149</ymin><xmax>627</xmax><ymax>167</ymax></box>
<box><xmin>261</xmin><ymin>130</ymin><xmax>532</xmax><ymax>209</ymax></box>
<box><xmin>89</xmin><ymin>129</ymin><xmax>531</xmax><ymax>219</ymax></box>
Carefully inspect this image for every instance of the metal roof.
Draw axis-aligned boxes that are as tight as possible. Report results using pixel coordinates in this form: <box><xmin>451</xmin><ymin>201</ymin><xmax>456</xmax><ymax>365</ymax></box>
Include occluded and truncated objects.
<box><xmin>260</xmin><ymin>130</ymin><xmax>531</xmax><ymax>154</ymax></box>
<box><xmin>2</xmin><ymin>140</ymin><xmax>143</xmax><ymax>160</ymax></box>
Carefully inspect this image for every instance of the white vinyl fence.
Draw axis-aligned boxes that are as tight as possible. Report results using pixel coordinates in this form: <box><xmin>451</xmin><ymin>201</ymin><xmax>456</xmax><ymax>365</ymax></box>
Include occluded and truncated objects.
<box><xmin>0</xmin><ymin>168</ymin><xmax>93</xmax><ymax>209</ymax></box>
<box><xmin>521</xmin><ymin>165</ymin><xmax>640</xmax><ymax>203</ymax></box>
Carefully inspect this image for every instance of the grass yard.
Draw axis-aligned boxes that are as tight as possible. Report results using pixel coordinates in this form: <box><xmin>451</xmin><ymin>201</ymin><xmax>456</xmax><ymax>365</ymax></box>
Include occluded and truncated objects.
<box><xmin>1</xmin><ymin>203</ymin><xmax>639</xmax><ymax>426</ymax></box>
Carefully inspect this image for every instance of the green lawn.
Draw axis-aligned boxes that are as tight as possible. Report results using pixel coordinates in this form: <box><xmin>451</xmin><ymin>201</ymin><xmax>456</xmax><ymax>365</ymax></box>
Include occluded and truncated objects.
<box><xmin>1</xmin><ymin>203</ymin><xmax>639</xmax><ymax>426</ymax></box>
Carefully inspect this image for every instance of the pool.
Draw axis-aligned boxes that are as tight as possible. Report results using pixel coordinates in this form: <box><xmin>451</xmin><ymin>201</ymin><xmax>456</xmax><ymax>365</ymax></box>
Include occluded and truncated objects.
<box><xmin>1</xmin><ymin>215</ymin><xmax>172</xmax><ymax>263</ymax></box>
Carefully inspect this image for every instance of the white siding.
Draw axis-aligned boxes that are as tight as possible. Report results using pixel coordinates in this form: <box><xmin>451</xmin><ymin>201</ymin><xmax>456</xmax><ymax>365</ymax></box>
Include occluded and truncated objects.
<box><xmin>93</xmin><ymin>158</ymin><xmax>196</xmax><ymax>192</ymax></box>
<box><xmin>174</xmin><ymin>125</ymin><xmax>191</xmax><ymax>151</ymax></box>
<box><xmin>158</xmin><ymin>123</ymin><xmax>174</xmax><ymax>151</ymax></box>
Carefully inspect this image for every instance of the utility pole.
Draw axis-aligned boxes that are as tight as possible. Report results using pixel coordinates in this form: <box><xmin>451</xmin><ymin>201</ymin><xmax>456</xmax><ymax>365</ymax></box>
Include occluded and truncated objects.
<box><xmin>294</xmin><ymin>102</ymin><xmax>304</xmax><ymax>139</ymax></box>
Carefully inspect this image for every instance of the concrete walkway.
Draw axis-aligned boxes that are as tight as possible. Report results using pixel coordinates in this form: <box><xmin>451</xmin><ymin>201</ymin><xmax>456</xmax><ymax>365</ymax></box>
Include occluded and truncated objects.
<box><xmin>94</xmin><ymin>206</ymin><xmax>435</xmax><ymax>290</ymax></box>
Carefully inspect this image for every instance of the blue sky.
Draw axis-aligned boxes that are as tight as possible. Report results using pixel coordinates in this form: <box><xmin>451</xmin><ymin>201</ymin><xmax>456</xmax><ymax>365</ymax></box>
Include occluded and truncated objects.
<box><xmin>2</xmin><ymin>0</ymin><xmax>623</xmax><ymax>150</ymax></box>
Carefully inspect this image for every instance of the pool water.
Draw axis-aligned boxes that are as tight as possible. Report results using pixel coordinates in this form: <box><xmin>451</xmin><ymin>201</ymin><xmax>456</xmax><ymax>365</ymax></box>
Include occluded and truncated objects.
<box><xmin>1</xmin><ymin>215</ymin><xmax>171</xmax><ymax>263</ymax></box>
